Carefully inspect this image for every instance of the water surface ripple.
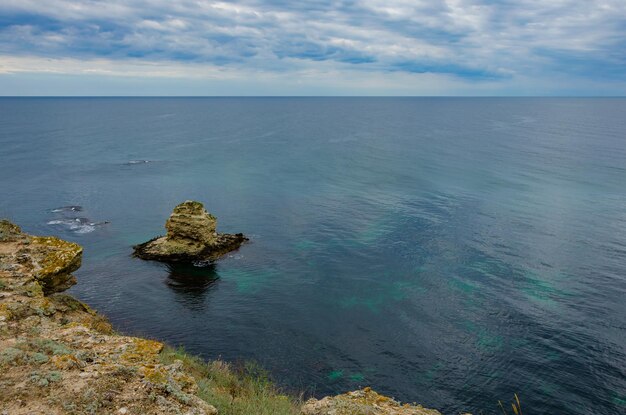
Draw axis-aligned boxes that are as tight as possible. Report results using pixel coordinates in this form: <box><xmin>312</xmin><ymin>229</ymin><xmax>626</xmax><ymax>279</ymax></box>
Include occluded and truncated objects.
<box><xmin>1</xmin><ymin>98</ymin><xmax>625</xmax><ymax>414</ymax></box>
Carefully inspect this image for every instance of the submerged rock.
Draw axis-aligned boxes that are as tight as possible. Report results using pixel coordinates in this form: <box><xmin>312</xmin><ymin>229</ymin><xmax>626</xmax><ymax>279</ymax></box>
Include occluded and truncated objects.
<box><xmin>47</xmin><ymin>218</ymin><xmax>110</xmax><ymax>234</ymax></box>
<box><xmin>301</xmin><ymin>387</ymin><xmax>446</xmax><ymax>415</ymax></box>
<box><xmin>47</xmin><ymin>206</ymin><xmax>109</xmax><ymax>234</ymax></box>
<box><xmin>50</xmin><ymin>205</ymin><xmax>83</xmax><ymax>213</ymax></box>
<box><xmin>133</xmin><ymin>200</ymin><xmax>247</xmax><ymax>263</ymax></box>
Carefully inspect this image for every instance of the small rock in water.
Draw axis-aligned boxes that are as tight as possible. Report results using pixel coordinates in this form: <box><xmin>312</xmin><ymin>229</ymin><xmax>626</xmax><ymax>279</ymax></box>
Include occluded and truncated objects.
<box><xmin>50</xmin><ymin>205</ymin><xmax>83</xmax><ymax>213</ymax></box>
<box><xmin>133</xmin><ymin>200</ymin><xmax>247</xmax><ymax>263</ymax></box>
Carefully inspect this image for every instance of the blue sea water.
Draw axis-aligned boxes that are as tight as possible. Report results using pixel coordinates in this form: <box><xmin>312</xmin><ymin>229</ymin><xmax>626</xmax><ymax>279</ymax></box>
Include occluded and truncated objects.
<box><xmin>0</xmin><ymin>97</ymin><xmax>625</xmax><ymax>414</ymax></box>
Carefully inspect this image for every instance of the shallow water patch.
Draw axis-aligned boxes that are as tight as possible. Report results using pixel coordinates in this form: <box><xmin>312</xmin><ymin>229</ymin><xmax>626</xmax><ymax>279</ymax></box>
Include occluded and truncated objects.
<box><xmin>217</xmin><ymin>267</ymin><xmax>279</xmax><ymax>294</ymax></box>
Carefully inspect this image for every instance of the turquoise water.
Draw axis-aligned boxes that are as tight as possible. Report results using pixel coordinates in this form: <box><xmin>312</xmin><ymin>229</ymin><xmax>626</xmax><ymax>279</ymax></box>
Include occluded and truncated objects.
<box><xmin>1</xmin><ymin>97</ymin><xmax>625</xmax><ymax>414</ymax></box>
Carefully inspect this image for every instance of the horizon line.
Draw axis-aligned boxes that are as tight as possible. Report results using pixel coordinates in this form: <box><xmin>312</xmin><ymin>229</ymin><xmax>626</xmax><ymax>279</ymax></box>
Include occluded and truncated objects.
<box><xmin>1</xmin><ymin>95</ymin><xmax>626</xmax><ymax>99</ymax></box>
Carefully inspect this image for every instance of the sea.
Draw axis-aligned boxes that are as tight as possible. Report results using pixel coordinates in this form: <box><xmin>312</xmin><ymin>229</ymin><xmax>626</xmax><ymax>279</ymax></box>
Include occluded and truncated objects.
<box><xmin>1</xmin><ymin>97</ymin><xmax>625</xmax><ymax>414</ymax></box>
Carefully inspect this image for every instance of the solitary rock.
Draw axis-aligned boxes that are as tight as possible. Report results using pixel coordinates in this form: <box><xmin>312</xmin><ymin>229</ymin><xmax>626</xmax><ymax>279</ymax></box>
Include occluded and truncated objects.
<box><xmin>133</xmin><ymin>200</ymin><xmax>247</xmax><ymax>263</ymax></box>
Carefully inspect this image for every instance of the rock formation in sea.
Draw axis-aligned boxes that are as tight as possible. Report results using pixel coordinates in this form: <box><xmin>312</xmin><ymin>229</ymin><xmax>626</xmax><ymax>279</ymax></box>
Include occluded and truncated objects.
<box><xmin>133</xmin><ymin>200</ymin><xmax>247</xmax><ymax>263</ymax></box>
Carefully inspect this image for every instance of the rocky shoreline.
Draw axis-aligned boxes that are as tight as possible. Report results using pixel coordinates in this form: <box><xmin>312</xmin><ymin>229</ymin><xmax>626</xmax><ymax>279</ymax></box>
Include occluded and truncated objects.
<box><xmin>1</xmin><ymin>218</ymin><xmax>450</xmax><ymax>415</ymax></box>
<box><xmin>0</xmin><ymin>220</ymin><xmax>219</xmax><ymax>415</ymax></box>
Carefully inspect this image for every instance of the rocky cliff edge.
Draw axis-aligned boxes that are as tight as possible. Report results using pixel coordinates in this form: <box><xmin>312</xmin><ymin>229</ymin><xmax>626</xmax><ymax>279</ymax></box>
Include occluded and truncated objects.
<box><xmin>0</xmin><ymin>220</ymin><xmax>217</xmax><ymax>415</ymax></box>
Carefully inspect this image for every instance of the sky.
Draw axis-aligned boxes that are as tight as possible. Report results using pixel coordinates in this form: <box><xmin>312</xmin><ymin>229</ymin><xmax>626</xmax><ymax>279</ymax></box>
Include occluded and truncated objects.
<box><xmin>0</xmin><ymin>0</ymin><xmax>625</xmax><ymax>96</ymax></box>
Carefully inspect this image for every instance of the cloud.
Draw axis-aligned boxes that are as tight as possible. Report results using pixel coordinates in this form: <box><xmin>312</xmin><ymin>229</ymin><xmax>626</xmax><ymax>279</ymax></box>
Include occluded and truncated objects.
<box><xmin>0</xmin><ymin>0</ymin><xmax>625</xmax><ymax>94</ymax></box>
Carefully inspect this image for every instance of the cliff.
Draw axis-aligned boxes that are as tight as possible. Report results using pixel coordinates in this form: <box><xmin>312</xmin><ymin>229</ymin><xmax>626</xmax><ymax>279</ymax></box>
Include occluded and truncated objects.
<box><xmin>0</xmin><ymin>220</ymin><xmax>217</xmax><ymax>415</ymax></box>
<box><xmin>0</xmin><ymin>220</ymin><xmax>449</xmax><ymax>415</ymax></box>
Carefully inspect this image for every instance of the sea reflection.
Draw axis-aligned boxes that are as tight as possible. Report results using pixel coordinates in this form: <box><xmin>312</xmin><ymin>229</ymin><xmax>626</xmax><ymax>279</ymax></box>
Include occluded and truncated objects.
<box><xmin>165</xmin><ymin>263</ymin><xmax>219</xmax><ymax>310</ymax></box>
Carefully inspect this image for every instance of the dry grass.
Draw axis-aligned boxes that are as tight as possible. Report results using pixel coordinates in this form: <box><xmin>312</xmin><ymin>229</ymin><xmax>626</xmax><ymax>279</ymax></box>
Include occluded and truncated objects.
<box><xmin>498</xmin><ymin>393</ymin><xmax>523</xmax><ymax>415</ymax></box>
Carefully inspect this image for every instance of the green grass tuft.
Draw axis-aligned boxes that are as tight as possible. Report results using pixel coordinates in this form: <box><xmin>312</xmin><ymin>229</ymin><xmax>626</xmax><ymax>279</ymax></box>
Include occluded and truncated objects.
<box><xmin>160</xmin><ymin>346</ymin><xmax>301</xmax><ymax>415</ymax></box>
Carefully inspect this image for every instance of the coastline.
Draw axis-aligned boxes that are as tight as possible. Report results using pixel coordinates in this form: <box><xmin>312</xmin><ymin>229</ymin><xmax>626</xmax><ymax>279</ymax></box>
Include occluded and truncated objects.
<box><xmin>0</xmin><ymin>220</ymin><xmax>447</xmax><ymax>414</ymax></box>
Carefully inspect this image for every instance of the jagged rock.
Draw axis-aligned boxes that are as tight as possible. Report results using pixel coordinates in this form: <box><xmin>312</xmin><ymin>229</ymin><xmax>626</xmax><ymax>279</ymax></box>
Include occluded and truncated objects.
<box><xmin>0</xmin><ymin>219</ymin><xmax>22</xmax><ymax>241</ymax></box>
<box><xmin>301</xmin><ymin>387</ymin><xmax>446</xmax><ymax>415</ymax></box>
<box><xmin>0</xmin><ymin>220</ymin><xmax>82</xmax><ymax>294</ymax></box>
<box><xmin>31</xmin><ymin>236</ymin><xmax>82</xmax><ymax>294</ymax></box>
<box><xmin>133</xmin><ymin>200</ymin><xmax>247</xmax><ymax>263</ymax></box>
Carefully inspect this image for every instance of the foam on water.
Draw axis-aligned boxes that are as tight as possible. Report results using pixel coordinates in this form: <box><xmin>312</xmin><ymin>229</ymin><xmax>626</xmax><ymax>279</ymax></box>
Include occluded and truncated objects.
<box><xmin>47</xmin><ymin>218</ymin><xmax>96</xmax><ymax>233</ymax></box>
<box><xmin>50</xmin><ymin>205</ymin><xmax>83</xmax><ymax>213</ymax></box>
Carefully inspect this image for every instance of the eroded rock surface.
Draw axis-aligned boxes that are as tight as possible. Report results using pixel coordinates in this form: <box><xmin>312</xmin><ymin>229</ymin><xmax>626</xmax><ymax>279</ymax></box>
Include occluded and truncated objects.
<box><xmin>0</xmin><ymin>220</ymin><xmax>217</xmax><ymax>415</ymax></box>
<box><xmin>301</xmin><ymin>388</ymin><xmax>445</xmax><ymax>415</ymax></box>
<box><xmin>133</xmin><ymin>201</ymin><xmax>247</xmax><ymax>263</ymax></box>
<box><xmin>0</xmin><ymin>220</ymin><xmax>82</xmax><ymax>295</ymax></box>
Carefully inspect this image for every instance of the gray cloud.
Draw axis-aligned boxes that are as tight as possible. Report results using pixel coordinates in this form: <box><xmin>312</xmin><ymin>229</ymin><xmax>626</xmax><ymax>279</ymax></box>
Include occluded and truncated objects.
<box><xmin>0</xmin><ymin>0</ymin><xmax>625</xmax><ymax>93</ymax></box>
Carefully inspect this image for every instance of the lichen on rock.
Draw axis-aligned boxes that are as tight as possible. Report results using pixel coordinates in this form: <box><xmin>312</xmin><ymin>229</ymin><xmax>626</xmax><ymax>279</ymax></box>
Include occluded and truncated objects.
<box><xmin>133</xmin><ymin>200</ymin><xmax>247</xmax><ymax>263</ymax></box>
<box><xmin>31</xmin><ymin>236</ymin><xmax>82</xmax><ymax>294</ymax></box>
<box><xmin>0</xmin><ymin>220</ymin><xmax>218</xmax><ymax>415</ymax></box>
<box><xmin>0</xmin><ymin>219</ymin><xmax>22</xmax><ymax>241</ymax></box>
<box><xmin>0</xmin><ymin>221</ymin><xmax>82</xmax><ymax>295</ymax></box>
<box><xmin>301</xmin><ymin>387</ymin><xmax>445</xmax><ymax>415</ymax></box>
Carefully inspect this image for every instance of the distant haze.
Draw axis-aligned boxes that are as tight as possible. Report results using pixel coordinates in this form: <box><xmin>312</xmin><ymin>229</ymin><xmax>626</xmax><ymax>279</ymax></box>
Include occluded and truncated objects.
<box><xmin>0</xmin><ymin>1</ymin><xmax>625</xmax><ymax>96</ymax></box>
